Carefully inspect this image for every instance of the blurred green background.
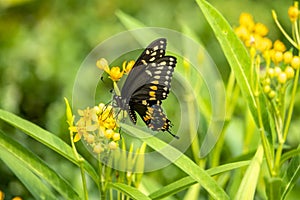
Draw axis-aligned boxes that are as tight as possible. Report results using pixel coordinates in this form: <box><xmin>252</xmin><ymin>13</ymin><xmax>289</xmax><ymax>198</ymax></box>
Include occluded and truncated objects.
<box><xmin>0</xmin><ymin>0</ymin><xmax>296</xmax><ymax>199</ymax></box>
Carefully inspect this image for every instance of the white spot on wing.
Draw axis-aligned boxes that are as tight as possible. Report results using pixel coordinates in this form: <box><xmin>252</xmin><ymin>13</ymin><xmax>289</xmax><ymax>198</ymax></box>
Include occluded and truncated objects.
<box><xmin>145</xmin><ymin>70</ymin><xmax>152</xmax><ymax>76</ymax></box>
<box><xmin>149</xmin><ymin>57</ymin><xmax>156</xmax><ymax>62</ymax></box>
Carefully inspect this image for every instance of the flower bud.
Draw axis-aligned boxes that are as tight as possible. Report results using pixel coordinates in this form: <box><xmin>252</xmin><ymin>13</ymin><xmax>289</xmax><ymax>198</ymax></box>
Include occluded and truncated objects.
<box><xmin>288</xmin><ymin>5</ymin><xmax>299</xmax><ymax>22</ymax></box>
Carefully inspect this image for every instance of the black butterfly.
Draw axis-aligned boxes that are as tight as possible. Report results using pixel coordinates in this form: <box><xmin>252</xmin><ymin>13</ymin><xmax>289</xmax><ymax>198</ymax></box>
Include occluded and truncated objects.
<box><xmin>114</xmin><ymin>38</ymin><xmax>178</xmax><ymax>139</ymax></box>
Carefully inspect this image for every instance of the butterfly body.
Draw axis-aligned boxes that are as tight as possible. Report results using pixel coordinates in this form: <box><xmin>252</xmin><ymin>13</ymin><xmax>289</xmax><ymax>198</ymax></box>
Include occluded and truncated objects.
<box><xmin>113</xmin><ymin>38</ymin><xmax>178</xmax><ymax>138</ymax></box>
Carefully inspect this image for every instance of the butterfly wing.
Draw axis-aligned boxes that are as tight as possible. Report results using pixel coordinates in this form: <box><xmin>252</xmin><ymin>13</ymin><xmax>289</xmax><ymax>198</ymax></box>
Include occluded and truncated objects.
<box><xmin>120</xmin><ymin>38</ymin><xmax>168</xmax><ymax>99</ymax></box>
<box><xmin>130</xmin><ymin>55</ymin><xmax>176</xmax><ymax>101</ymax></box>
<box><xmin>115</xmin><ymin>38</ymin><xmax>178</xmax><ymax>137</ymax></box>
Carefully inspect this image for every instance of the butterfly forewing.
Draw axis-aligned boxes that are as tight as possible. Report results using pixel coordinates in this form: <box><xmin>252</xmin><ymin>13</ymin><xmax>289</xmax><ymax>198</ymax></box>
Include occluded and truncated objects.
<box><xmin>121</xmin><ymin>38</ymin><xmax>168</xmax><ymax>99</ymax></box>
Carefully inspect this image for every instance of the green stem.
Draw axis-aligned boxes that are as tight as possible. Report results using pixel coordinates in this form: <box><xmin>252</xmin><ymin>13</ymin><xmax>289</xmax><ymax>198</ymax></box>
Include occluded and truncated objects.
<box><xmin>254</xmin><ymin>58</ymin><xmax>274</xmax><ymax>176</ymax></box>
<box><xmin>272</xmin><ymin>10</ymin><xmax>299</xmax><ymax>49</ymax></box>
<box><xmin>294</xmin><ymin>19</ymin><xmax>300</xmax><ymax>46</ymax></box>
<box><xmin>255</xmin><ymin>94</ymin><xmax>274</xmax><ymax>176</ymax></box>
<box><xmin>98</xmin><ymin>155</ymin><xmax>106</xmax><ymax>200</ymax></box>
<box><xmin>69</xmin><ymin>132</ymin><xmax>88</xmax><ymax>200</ymax></box>
<box><xmin>274</xmin><ymin>68</ymin><xmax>300</xmax><ymax>174</ymax></box>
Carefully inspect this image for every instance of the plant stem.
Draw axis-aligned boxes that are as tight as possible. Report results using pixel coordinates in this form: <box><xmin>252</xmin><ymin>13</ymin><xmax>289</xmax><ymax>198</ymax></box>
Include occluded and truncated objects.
<box><xmin>253</xmin><ymin>58</ymin><xmax>274</xmax><ymax>176</ymax></box>
<box><xmin>272</xmin><ymin>10</ymin><xmax>299</xmax><ymax>49</ymax></box>
<box><xmin>274</xmin><ymin>68</ymin><xmax>300</xmax><ymax>174</ymax></box>
<box><xmin>98</xmin><ymin>155</ymin><xmax>106</xmax><ymax>200</ymax></box>
<box><xmin>69</xmin><ymin>132</ymin><xmax>89</xmax><ymax>200</ymax></box>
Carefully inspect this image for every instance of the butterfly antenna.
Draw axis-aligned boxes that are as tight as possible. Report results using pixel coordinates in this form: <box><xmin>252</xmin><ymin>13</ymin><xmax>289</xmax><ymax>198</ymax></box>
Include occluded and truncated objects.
<box><xmin>167</xmin><ymin>130</ymin><xmax>179</xmax><ymax>139</ymax></box>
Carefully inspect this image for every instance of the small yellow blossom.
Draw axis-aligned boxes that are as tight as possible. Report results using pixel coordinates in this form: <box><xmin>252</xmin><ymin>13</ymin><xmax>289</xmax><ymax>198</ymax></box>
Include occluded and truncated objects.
<box><xmin>104</xmin><ymin>129</ymin><xmax>114</xmax><ymax>139</ymax></box>
<box><xmin>283</xmin><ymin>51</ymin><xmax>293</xmax><ymax>64</ymax></box>
<box><xmin>258</xmin><ymin>37</ymin><xmax>272</xmax><ymax>52</ymax></box>
<box><xmin>235</xmin><ymin>26</ymin><xmax>250</xmax><ymax>41</ymax></box>
<box><xmin>123</xmin><ymin>60</ymin><xmax>135</xmax><ymax>74</ymax></box>
<box><xmin>278</xmin><ymin>72</ymin><xmax>287</xmax><ymax>84</ymax></box>
<box><xmin>254</xmin><ymin>23</ymin><xmax>269</xmax><ymax>36</ymax></box>
<box><xmin>272</xmin><ymin>51</ymin><xmax>283</xmax><ymax>64</ymax></box>
<box><xmin>273</xmin><ymin>40</ymin><xmax>286</xmax><ymax>52</ymax></box>
<box><xmin>97</xmin><ymin>58</ymin><xmax>110</xmax><ymax>74</ymax></box>
<box><xmin>112</xmin><ymin>132</ymin><xmax>121</xmax><ymax>141</ymax></box>
<box><xmin>12</xmin><ymin>197</ymin><xmax>22</xmax><ymax>200</ymax></box>
<box><xmin>239</xmin><ymin>13</ymin><xmax>255</xmax><ymax>30</ymax></box>
<box><xmin>274</xmin><ymin>66</ymin><xmax>282</xmax><ymax>76</ymax></box>
<box><xmin>291</xmin><ymin>56</ymin><xmax>300</xmax><ymax>69</ymax></box>
<box><xmin>268</xmin><ymin>90</ymin><xmax>276</xmax><ymax>99</ymax></box>
<box><xmin>288</xmin><ymin>4</ymin><xmax>299</xmax><ymax>22</ymax></box>
<box><xmin>93</xmin><ymin>144</ymin><xmax>104</xmax><ymax>154</ymax></box>
<box><xmin>285</xmin><ymin>66</ymin><xmax>295</xmax><ymax>79</ymax></box>
<box><xmin>109</xmin><ymin>66</ymin><xmax>124</xmax><ymax>81</ymax></box>
<box><xmin>263</xmin><ymin>85</ymin><xmax>271</xmax><ymax>94</ymax></box>
<box><xmin>267</xmin><ymin>68</ymin><xmax>275</xmax><ymax>77</ymax></box>
<box><xmin>109</xmin><ymin>141</ymin><xmax>119</xmax><ymax>150</ymax></box>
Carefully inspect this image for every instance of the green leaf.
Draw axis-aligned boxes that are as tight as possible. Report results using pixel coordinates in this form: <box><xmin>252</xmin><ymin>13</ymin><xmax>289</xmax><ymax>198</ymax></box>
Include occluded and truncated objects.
<box><xmin>108</xmin><ymin>182</ymin><xmax>151</xmax><ymax>200</ymax></box>
<box><xmin>280</xmin><ymin>148</ymin><xmax>300</xmax><ymax>166</ymax></box>
<box><xmin>121</xmin><ymin>123</ymin><xmax>229</xmax><ymax>200</ymax></box>
<box><xmin>281</xmin><ymin>148</ymin><xmax>300</xmax><ymax>200</ymax></box>
<box><xmin>0</xmin><ymin>144</ymin><xmax>56</xmax><ymax>199</ymax></box>
<box><xmin>149</xmin><ymin>161</ymin><xmax>250</xmax><ymax>199</ymax></box>
<box><xmin>0</xmin><ymin>109</ymin><xmax>99</xmax><ymax>183</ymax></box>
<box><xmin>116</xmin><ymin>10</ymin><xmax>145</xmax><ymax>29</ymax></box>
<box><xmin>0</xmin><ymin>130</ymin><xmax>81</xmax><ymax>200</ymax></box>
<box><xmin>234</xmin><ymin>144</ymin><xmax>264</xmax><ymax>200</ymax></box>
<box><xmin>195</xmin><ymin>0</ymin><xmax>271</xmax><ymax>133</ymax></box>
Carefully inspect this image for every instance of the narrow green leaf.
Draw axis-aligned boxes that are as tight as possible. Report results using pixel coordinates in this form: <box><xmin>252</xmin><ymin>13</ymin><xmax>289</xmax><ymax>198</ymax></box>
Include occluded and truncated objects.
<box><xmin>0</xmin><ymin>109</ymin><xmax>99</xmax><ymax>183</ymax></box>
<box><xmin>281</xmin><ymin>148</ymin><xmax>300</xmax><ymax>200</ymax></box>
<box><xmin>195</xmin><ymin>0</ymin><xmax>254</xmax><ymax>106</ymax></box>
<box><xmin>0</xmin><ymin>130</ymin><xmax>81</xmax><ymax>200</ymax></box>
<box><xmin>195</xmin><ymin>0</ymin><xmax>271</xmax><ymax>133</ymax></box>
<box><xmin>0</xmin><ymin>144</ymin><xmax>56</xmax><ymax>200</ymax></box>
<box><xmin>149</xmin><ymin>161</ymin><xmax>250</xmax><ymax>199</ymax></box>
<box><xmin>121</xmin><ymin>123</ymin><xmax>229</xmax><ymax>200</ymax></box>
<box><xmin>116</xmin><ymin>10</ymin><xmax>145</xmax><ymax>29</ymax></box>
<box><xmin>108</xmin><ymin>182</ymin><xmax>151</xmax><ymax>200</ymax></box>
<box><xmin>280</xmin><ymin>148</ymin><xmax>300</xmax><ymax>166</ymax></box>
<box><xmin>234</xmin><ymin>144</ymin><xmax>264</xmax><ymax>200</ymax></box>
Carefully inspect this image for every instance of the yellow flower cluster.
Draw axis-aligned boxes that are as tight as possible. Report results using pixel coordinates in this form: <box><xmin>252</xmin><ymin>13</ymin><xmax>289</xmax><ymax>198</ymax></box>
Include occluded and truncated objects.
<box><xmin>97</xmin><ymin>58</ymin><xmax>135</xmax><ymax>82</ymax></box>
<box><xmin>72</xmin><ymin>103</ymin><xmax>120</xmax><ymax>154</ymax></box>
<box><xmin>235</xmin><ymin>12</ymin><xmax>299</xmax><ymax>99</ymax></box>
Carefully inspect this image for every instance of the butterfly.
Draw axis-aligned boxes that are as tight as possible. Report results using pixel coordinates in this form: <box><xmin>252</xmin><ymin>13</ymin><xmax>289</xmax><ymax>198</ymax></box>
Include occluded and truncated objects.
<box><xmin>114</xmin><ymin>38</ymin><xmax>178</xmax><ymax>139</ymax></box>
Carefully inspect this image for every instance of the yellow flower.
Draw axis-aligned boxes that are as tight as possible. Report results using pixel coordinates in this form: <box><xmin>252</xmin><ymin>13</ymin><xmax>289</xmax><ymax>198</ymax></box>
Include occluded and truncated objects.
<box><xmin>272</xmin><ymin>51</ymin><xmax>283</xmax><ymax>64</ymax></box>
<box><xmin>254</xmin><ymin>23</ymin><xmax>269</xmax><ymax>36</ymax></box>
<box><xmin>288</xmin><ymin>4</ymin><xmax>299</xmax><ymax>22</ymax></box>
<box><xmin>123</xmin><ymin>60</ymin><xmax>135</xmax><ymax>74</ymax></box>
<box><xmin>283</xmin><ymin>51</ymin><xmax>293</xmax><ymax>64</ymax></box>
<box><xmin>109</xmin><ymin>66</ymin><xmax>124</xmax><ymax>81</ymax></box>
<box><xmin>96</xmin><ymin>58</ymin><xmax>110</xmax><ymax>74</ymax></box>
<box><xmin>273</xmin><ymin>40</ymin><xmax>286</xmax><ymax>52</ymax></box>
<box><xmin>291</xmin><ymin>56</ymin><xmax>300</xmax><ymax>69</ymax></box>
<box><xmin>257</xmin><ymin>37</ymin><xmax>272</xmax><ymax>52</ymax></box>
<box><xmin>278</xmin><ymin>72</ymin><xmax>287</xmax><ymax>84</ymax></box>
<box><xmin>112</xmin><ymin>132</ymin><xmax>121</xmax><ymax>141</ymax></box>
<box><xmin>285</xmin><ymin>66</ymin><xmax>295</xmax><ymax>79</ymax></box>
<box><xmin>235</xmin><ymin>26</ymin><xmax>250</xmax><ymax>41</ymax></box>
<box><xmin>93</xmin><ymin>144</ymin><xmax>104</xmax><ymax>154</ymax></box>
<box><xmin>104</xmin><ymin>129</ymin><xmax>114</xmax><ymax>139</ymax></box>
<box><xmin>239</xmin><ymin>13</ymin><xmax>255</xmax><ymax>31</ymax></box>
<box><xmin>108</xmin><ymin>141</ymin><xmax>119</xmax><ymax>150</ymax></box>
